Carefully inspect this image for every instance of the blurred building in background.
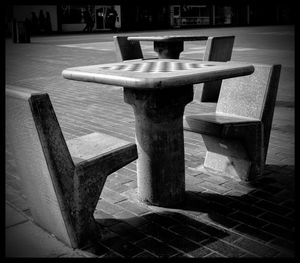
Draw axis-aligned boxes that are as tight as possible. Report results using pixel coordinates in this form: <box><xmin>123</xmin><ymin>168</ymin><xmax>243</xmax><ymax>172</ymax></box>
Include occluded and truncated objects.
<box><xmin>5</xmin><ymin>0</ymin><xmax>294</xmax><ymax>36</ymax></box>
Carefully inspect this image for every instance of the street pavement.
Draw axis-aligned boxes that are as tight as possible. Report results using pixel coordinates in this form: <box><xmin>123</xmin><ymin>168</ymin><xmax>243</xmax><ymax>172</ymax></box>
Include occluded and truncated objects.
<box><xmin>5</xmin><ymin>25</ymin><xmax>294</xmax><ymax>258</ymax></box>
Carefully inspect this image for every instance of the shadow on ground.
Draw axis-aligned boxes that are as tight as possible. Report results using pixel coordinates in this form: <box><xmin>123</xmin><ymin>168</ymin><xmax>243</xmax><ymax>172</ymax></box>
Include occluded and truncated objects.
<box><xmin>84</xmin><ymin>164</ymin><xmax>294</xmax><ymax>257</ymax></box>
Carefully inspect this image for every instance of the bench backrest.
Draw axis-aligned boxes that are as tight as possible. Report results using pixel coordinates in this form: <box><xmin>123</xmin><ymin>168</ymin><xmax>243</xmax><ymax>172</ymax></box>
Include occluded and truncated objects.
<box><xmin>216</xmin><ymin>64</ymin><xmax>281</xmax><ymax>153</ymax></box>
<box><xmin>113</xmin><ymin>36</ymin><xmax>144</xmax><ymax>61</ymax></box>
<box><xmin>203</xmin><ymin>35</ymin><xmax>235</xmax><ymax>62</ymax></box>
<box><xmin>6</xmin><ymin>86</ymin><xmax>77</xmax><ymax>247</ymax></box>
<box><xmin>200</xmin><ymin>36</ymin><xmax>235</xmax><ymax>102</ymax></box>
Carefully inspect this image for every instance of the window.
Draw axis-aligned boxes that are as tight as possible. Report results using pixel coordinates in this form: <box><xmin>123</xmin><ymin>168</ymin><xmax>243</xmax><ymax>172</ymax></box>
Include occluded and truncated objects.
<box><xmin>61</xmin><ymin>5</ymin><xmax>91</xmax><ymax>24</ymax></box>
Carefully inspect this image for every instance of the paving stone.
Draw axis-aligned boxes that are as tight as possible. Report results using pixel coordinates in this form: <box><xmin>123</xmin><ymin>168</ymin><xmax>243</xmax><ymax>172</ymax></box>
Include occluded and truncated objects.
<box><xmin>171</xmin><ymin>252</ymin><xmax>192</xmax><ymax>258</ymax></box>
<box><xmin>108</xmin><ymin>222</ymin><xmax>146</xmax><ymax>243</ymax></box>
<box><xmin>101</xmin><ymin>236</ymin><xmax>143</xmax><ymax>258</ymax></box>
<box><xmin>280</xmin><ymin>199</ymin><xmax>295</xmax><ymax>209</ymax></box>
<box><xmin>59</xmin><ymin>250</ymin><xmax>97</xmax><ymax>258</ymax></box>
<box><xmin>168</xmin><ymin>237</ymin><xmax>200</xmax><ymax>253</ymax></box>
<box><xmin>96</xmin><ymin>199</ymin><xmax>126</xmax><ymax>215</ymax></box>
<box><xmin>135</xmin><ymin>237</ymin><xmax>178</xmax><ymax>258</ymax></box>
<box><xmin>120</xmin><ymin>188</ymin><xmax>138</xmax><ymax>201</ymax></box>
<box><xmin>198</xmin><ymin>181</ymin><xmax>231</xmax><ymax>194</ymax></box>
<box><xmin>133</xmin><ymin>251</ymin><xmax>157</xmax><ymax>258</ymax></box>
<box><xmin>193</xmin><ymin>223</ymin><xmax>229</xmax><ymax>241</ymax></box>
<box><xmin>204</xmin><ymin>239</ymin><xmax>245</xmax><ymax>258</ymax></box>
<box><xmin>187</xmin><ymin>246</ymin><xmax>213</xmax><ymax>257</ymax></box>
<box><xmin>206</xmin><ymin>201</ymin><xmax>236</xmax><ymax>216</ymax></box>
<box><xmin>185</xmin><ymin>182</ymin><xmax>207</xmax><ymax>192</ymax></box>
<box><xmin>99</xmin><ymin>250</ymin><xmax>123</xmax><ymax>258</ymax></box>
<box><xmin>116</xmin><ymin>167</ymin><xmax>137</xmax><ymax>178</ymax></box>
<box><xmin>258</xmin><ymin>211</ymin><xmax>294</xmax><ymax>230</ymax></box>
<box><xmin>79</xmin><ymin>243</ymin><xmax>110</xmax><ymax>257</ymax></box>
<box><xmin>229</xmin><ymin>211</ymin><xmax>269</xmax><ymax>228</ymax></box>
<box><xmin>113</xmin><ymin>210</ymin><xmax>148</xmax><ymax>228</ymax></box>
<box><xmin>199</xmin><ymin>211</ymin><xmax>241</xmax><ymax>229</ymax></box>
<box><xmin>221</xmin><ymin>181</ymin><xmax>254</xmax><ymax>194</ymax></box>
<box><xmin>202</xmin><ymin>174</ymin><xmax>229</xmax><ymax>184</ymax></box>
<box><xmin>138</xmin><ymin>222</ymin><xmax>179</xmax><ymax>243</ymax></box>
<box><xmin>123</xmin><ymin>180</ymin><xmax>138</xmax><ymax>189</ymax></box>
<box><xmin>105</xmin><ymin>181</ymin><xmax>131</xmax><ymax>193</ymax></box>
<box><xmin>269</xmin><ymin>238</ymin><xmax>295</xmax><ymax>254</ymax></box>
<box><xmin>106</xmin><ymin>173</ymin><xmax>133</xmax><ymax>185</ymax></box>
<box><xmin>94</xmin><ymin>210</ymin><xmax>120</xmax><ymax>227</ymax></box>
<box><xmin>234</xmin><ymin>224</ymin><xmax>274</xmax><ymax>242</ymax></box>
<box><xmin>262</xmin><ymin>223</ymin><xmax>294</xmax><ymax>241</ymax></box>
<box><xmin>117</xmin><ymin>200</ymin><xmax>150</xmax><ymax>216</ymax></box>
<box><xmin>185</xmin><ymin>174</ymin><xmax>203</xmax><ymax>185</ymax></box>
<box><xmin>233</xmin><ymin>237</ymin><xmax>279</xmax><ymax>257</ymax></box>
<box><xmin>141</xmin><ymin>212</ymin><xmax>178</xmax><ymax>228</ymax></box>
<box><xmin>166</xmin><ymin>213</ymin><xmax>226</xmax><ymax>239</ymax></box>
<box><xmin>169</xmin><ymin>224</ymin><xmax>210</xmax><ymax>244</ymax></box>
<box><xmin>226</xmin><ymin>199</ymin><xmax>265</xmax><ymax>217</ymax></box>
<box><xmin>204</xmin><ymin>252</ymin><xmax>226</xmax><ymax>258</ymax></box>
<box><xmin>255</xmin><ymin>199</ymin><xmax>292</xmax><ymax>216</ymax></box>
<box><xmin>248</xmin><ymin>189</ymin><xmax>283</xmax><ymax>204</ymax></box>
<box><xmin>101</xmin><ymin>187</ymin><xmax>128</xmax><ymax>204</ymax></box>
<box><xmin>239</xmin><ymin>253</ymin><xmax>259</xmax><ymax>258</ymax></box>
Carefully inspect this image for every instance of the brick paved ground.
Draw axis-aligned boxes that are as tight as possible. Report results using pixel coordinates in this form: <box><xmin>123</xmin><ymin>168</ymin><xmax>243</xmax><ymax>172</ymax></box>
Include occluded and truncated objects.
<box><xmin>5</xmin><ymin>26</ymin><xmax>294</xmax><ymax>258</ymax></box>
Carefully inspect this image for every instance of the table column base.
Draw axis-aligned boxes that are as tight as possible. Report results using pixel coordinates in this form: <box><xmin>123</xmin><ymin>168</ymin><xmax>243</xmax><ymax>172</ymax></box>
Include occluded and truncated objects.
<box><xmin>154</xmin><ymin>42</ymin><xmax>184</xmax><ymax>59</ymax></box>
<box><xmin>124</xmin><ymin>86</ymin><xmax>193</xmax><ymax>207</ymax></box>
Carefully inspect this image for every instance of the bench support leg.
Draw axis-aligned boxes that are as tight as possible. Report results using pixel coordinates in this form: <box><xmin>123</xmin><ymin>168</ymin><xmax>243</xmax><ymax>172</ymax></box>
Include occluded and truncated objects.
<box><xmin>124</xmin><ymin>86</ymin><xmax>193</xmax><ymax>207</ymax></box>
<box><xmin>72</xmin><ymin>145</ymin><xmax>138</xmax><ymax>247</ymax></box>
<box><xmin>201</xmin><ymin>122</ymin><xmax>263</xmax><ymax>181</ymax></box>
<box><xmin>154</xmin><ymin>42</ymin><xmax>184</xmax><ymax>59</ymax></box>
<box><xmin>202</xmin><ymin>135</ymin><xmax>252</xmax><ymax>181</ymax></box>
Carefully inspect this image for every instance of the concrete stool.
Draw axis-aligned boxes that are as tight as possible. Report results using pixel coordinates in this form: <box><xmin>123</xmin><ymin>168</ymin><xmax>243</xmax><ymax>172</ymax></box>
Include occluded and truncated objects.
<box><xmin>184</xmin><ymin>64</ymin><xmax>281</xmax><ymax>181</ymax></box>
<box><xmin>5</xmin><ymin>86</ymin><xmax>138</xmax><ymax>248</ymax></box>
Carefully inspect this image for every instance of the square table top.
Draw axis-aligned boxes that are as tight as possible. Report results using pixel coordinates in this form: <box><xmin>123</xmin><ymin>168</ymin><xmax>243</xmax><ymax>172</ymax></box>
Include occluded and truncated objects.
<box><xmin>62</xmin><ymin>59</ymin><xmax>254</xmax><ymax>89</ymax></box>
<box><xmin>127</xmin><ymin>35</ymin><xmax>208</xmax><ymax>42</ymax></box>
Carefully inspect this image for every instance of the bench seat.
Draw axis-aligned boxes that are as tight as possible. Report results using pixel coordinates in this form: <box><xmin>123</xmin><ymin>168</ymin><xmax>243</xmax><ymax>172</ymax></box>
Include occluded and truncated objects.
<box><xmin>184</xmin><ymin>64</ymin><xmax>281</xmax><ymax>181</ymax></box>
<box><xmin>67</xmin><ymin>132</ymin><xmax>135</xmax><ymax>164</ymax></box>
<box><xmin>6</xmin><ymin>86</ymin><xmax>138</xmax><ymax>248</ymax></box>
<box><xmin>184</xmin><ymin>113</ymin><xmax>259</xmax><ymax>137</ymax></box>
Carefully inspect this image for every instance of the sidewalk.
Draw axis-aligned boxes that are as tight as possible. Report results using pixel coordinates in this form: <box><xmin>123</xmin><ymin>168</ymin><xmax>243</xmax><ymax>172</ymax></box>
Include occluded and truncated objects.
<box><xmin>5</xmin><ymin>28</ymin><xmax>294</xmax><ymax>258</ymax></box>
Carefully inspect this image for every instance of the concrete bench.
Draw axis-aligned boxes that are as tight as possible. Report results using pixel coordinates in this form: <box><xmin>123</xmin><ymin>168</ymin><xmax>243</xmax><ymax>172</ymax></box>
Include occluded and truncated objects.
<box><xmin>194</xmin><ymin>36</ymin><xmax>235</xmax><ymax>103</ymax></box>
<box><xmin>5</xmin><ymin>86</ymin><xmax>138</xmax><ymax>248</ymax></box>
<box><xmin>184</xmin><ymin>64</ymin><xmax>281</xmax><ymax>181</ymax></box>
<box><xmin>113</xmin><ymin>36</ymin><xmax>145</xmax><ymax>61</ymax></box>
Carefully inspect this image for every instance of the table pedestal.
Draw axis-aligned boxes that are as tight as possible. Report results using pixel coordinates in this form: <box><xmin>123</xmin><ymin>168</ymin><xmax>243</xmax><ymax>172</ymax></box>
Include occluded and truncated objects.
<box><xmin>154</xmin><ymin>42</ymin><xmax>184</xmax><ymax>59</ymax></box>
<box><xmin>124</xmin><ymin>85</ymin><xmax>193</xmax><ymax>207</ymax></box>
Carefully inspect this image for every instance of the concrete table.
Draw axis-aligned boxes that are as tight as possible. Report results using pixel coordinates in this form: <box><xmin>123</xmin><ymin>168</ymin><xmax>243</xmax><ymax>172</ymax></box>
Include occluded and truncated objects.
<box><xmin>127</xmin><ymin>35</ymin><xmax>208</xmax><ymax>59</ymax></box>
<box><xmin>62</xmin><ymin>59</ymin><xmax>254</xmax><ymax>207</ymax></box>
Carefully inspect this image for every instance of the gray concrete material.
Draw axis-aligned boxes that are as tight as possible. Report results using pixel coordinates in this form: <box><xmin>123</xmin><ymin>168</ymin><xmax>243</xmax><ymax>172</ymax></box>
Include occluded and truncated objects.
<box><xmin>6</xmin><ymin>219</ymin><xmax>78</xmax><ymax>257</ymax></box>
<box><xmin>124</xmin><ymin>86</ymin><xmax>193</xmax><ymax>207</ymax></box>
<box><xmin>184</xmin><ymin>64</ymin><xmax>281</xmax><ymax>181</ymax></box>
<box><xmin>6</xmin><ymin>203</ymin><xmax>28</xmax><ymax>228</ymax></box>
<box><xmin>200</xmin><ymin>36</ymin><xmax>235</xmax><ymax>102</ymax></box>
<box><xmin>113</xmin><ymin>36</ymin><xmax>144</xmax><ymax>61</ymax></box>
<box><xmin>6</xmin><ymin>89</ymin><xmax>75</xmax><ymax>248</ymax></box>
<box><xmin>128</xmin><ymin>35</ymin><xmax>208</xmax><ymax>59</ymax></box>
<box><xmin>202</xmin><ymin>135</ymin><xmax>251</xmax><ymax>181</ymax></box>
<box><xmin>5</xmin><ymin>26</ymin><xmax>294</xmax><ymax>258</ymax></box>
<box><xmin>62</xmin><ymin>60</ymin><xmax>254</xmax><ymax>89</ymax></box>
<box><xmin>6</xmin><ymin>86</ymin><xmax>138</xmax><ymax>248</ymax></box>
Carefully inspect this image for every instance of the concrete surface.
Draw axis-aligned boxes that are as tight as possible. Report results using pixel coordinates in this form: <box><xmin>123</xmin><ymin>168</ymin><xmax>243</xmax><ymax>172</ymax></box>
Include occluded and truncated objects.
<box><xmin>5</xmin><ymin>25</ymin><xmax>294</xmax><ymax>258</ymax></box>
